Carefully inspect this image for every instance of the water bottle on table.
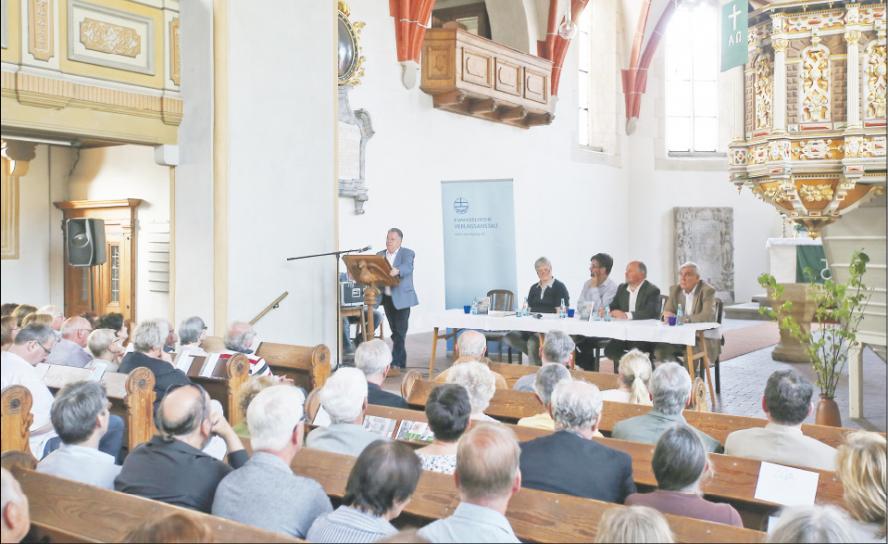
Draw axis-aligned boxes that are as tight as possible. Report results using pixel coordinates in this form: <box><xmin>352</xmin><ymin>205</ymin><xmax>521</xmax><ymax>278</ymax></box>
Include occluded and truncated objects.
<box><xmin>559</xmin><ymin>298</ymin><xmax>567</xmax><ymax>319</ymax></box>
<box><xmin>676</xmin><ymin>303</ymin><xmax>684</xmax><ymax>325</ymax></box>
<box><xmin>604</xmin><ymin>305</ymin><xmax>612</xmax><ymax>322</ymax></box>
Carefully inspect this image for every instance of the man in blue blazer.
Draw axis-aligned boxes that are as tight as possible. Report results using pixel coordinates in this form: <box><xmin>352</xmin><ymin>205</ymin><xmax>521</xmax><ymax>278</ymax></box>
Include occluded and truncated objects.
<box><xmin>377</xmin><ymin>228</ymin><xmax>418</xmax><ymax>371</ymax></box>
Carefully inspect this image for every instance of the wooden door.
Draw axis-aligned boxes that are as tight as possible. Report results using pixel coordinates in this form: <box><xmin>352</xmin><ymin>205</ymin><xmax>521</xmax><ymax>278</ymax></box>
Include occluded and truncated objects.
<box><xmin>55</xmin><ymin>200</ymin><xmax>141</xmax><ymax>323</ymax></box>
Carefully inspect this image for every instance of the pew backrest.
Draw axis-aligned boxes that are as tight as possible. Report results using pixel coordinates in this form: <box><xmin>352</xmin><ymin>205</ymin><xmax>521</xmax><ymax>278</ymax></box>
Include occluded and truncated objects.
<box><xmin>488</xmin><ymin>362</ymin><xmax>620</xmax><ymax>390</ymax></box>
<box><xmin>256</xmin><ymin>342</ymin><xmax>331</xmax><ymax>391</ymax></box>
<box><xmin>187</xmin><ymin>354</ymin><xmax>251</xmax><ymax>427</ymax></box>
<box><xmin>1</xmin><ymin>386</ymin><xmax>34</xmax><ymax>456</ymax></box>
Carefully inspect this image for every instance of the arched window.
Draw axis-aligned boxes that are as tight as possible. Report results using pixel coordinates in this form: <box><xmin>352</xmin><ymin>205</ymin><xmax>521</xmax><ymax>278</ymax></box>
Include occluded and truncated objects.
<box><xmin>577</xmin><ymin>0</ymin><xmax>617</xmax><ymax>153</ymax></box>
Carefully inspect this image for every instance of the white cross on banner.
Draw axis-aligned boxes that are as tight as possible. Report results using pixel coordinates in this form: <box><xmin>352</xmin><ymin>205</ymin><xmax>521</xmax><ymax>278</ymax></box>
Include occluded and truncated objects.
<box><xmin>721</xmin><ymin>0</ymin><xmax>748</xmax><ymax>71</ymax></box>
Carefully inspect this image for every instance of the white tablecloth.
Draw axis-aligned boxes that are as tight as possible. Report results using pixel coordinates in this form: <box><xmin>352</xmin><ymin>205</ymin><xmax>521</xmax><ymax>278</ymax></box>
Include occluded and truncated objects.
<box><xmin>433</xmin><ymin>309</ymin><xmax>719</xmax><ymax>346</ymax></box>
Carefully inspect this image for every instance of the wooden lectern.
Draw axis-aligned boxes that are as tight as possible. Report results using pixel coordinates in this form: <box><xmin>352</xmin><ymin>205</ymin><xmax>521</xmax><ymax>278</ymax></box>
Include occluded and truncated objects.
<box><xmin>342</xmin><ymin>255</ymin><xmax>400</xmax><ymax>339</ymax></box>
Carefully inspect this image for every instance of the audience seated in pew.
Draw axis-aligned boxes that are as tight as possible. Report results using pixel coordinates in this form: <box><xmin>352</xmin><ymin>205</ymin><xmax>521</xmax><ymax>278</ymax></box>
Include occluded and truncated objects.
<box><xmin>37</xmin><ymin>306</ymin><xmax>65</xmax><ymax>332</ymax></box>
<box><xmin>356</xmin><ymin>339</ymin><xmax>408</xmax><ymax>409</ymax></box>
<box><xmin>308</xmin><ymin>440</ymin><xmax>421</xmax><ymax>543</ymax></box>
<box><xmin>418</xmin><ymin>424</ymin><xmax>521</xmax><ymax>543</ymax></box>
<box><xmin>20</xmin><ymin>312</ymin><xmax>53</xmax><ymax>330</ymax></box>
<box><xmin>835</xmin><ymin>430</ymin><xmax>887</xmax><ymax>542</ymax></box>
<box><xmin>46</xmin><ymin>316</ymin><xmax>93</xmax><ymax>368</ymax></box>
<box><xmin>38</xmin><ymin>381</ymin><xmax>123</xmax><ymax>487</ymax></box>
<box><xmin>415</xmin><ymin>383</ymin><xmax>472</xmax><ymax>474</ymax></box>
<box><xmin>1</xmin><ymin>315</ymin><xmax>18</xmax><ymax>348</ymax></box>
<box><xmin>114</xmin><ymin>383</ymin><xmax>246</xmax><ymax>512</ymax></box>
<box><xmin>513</xmin><ymin>330</ymin><xmax>574</xmax><ymax>393</ymax></box>
<box><xmin>231</xmin><ymin>375</ymin><xmax>277</xmax><ymax>435</ymax></box>
<box><xmin>516</xmin><ymin>363</ymin><xmax>572</xmax><ymax>431</ymax></box>
<box><xmin>0</xmin><ymin>468</ymin><xmax>29</xmax><ymax>544</ymax></box>
<box><xmin>434</xmin><ymin>330</ymin><xmax>508</xmax><ymax>389</ymax></box>
<box><xmin>612</xmin><ymin>362</ymin><xmax>721</xmax><ymax>452</ymax></box>
<box><xmin>11</xmin><ymin>305</ymin><xmax>37</xmax><ymax>328</ymax></box>
<box><xmin>626</xmin><ymin>426</ymin><xmax>742</xmax><ymax>527</ymax></box>
<box><xmin>595</xmin><ymin>505</ymin><xmax>674</xmax><ymax>544</ymax></box>
<box><xmin>768</xmin><ymin>505</ymin><xmax>855</xmax><ymax>543</ymax></box>
<box><xmin>218</xmin><ymin>321</ymin><xmax>271</xmax><ymax>376</ymax></box>
<box><xmin>1</xmin><ymin>324</ymin><xmax>60</xmax><ymax>458</ymax></box>
<box><xmin>601</xmin><ymin>349</ymin><xmax>653</xmax><ymax>405</ymax></box>
<box><xmin>0</xmin><ymin>303</ymin><xmax>20</xmax><ymax>317</ymax></box>
<box><xmin>520</xmin><ymin>380</ymin><xmax>635</xmax><ymax>503</ymax></box>
<box><xmin>213</xmin><ymin>385</ymin><xmax>331</xmax><ymax>537</ymax></box>
<box><xmin>124</xmin><ymin>512</ymin><xmax>215</xmax><ymax>543</ymax></box>
<box><xmin>118</xmin><ymin>319</ymin><xmax>189</xmax><ymax>408</ymax></box>
<box><xmin>446</xmin><ymin>361</ymin><xmax>498</xmax><ymax>423</ymax></box>
<box><xmin>175</xmin><ymin>316</ymin><xmax>208</xmax><ymax>369</ymax></box>
<box><xmin>725</xmin><ymin>369</ymin><xmax>836</xmax><ymax>471</ymax></box>
<box><xmin>307</xmin><ymin>367</ymin><xmax>381</xmax><ymax>456</ymax></box>
<box><xmin>86</xmin><ymin>328</ymin><xmax>125</xmax><ymax>373</ymax></box>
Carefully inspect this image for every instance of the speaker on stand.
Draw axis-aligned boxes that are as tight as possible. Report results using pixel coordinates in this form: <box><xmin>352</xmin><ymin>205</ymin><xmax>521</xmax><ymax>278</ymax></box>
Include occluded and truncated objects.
<box><xmin>65</xmin><ymin>218</ymin><xmax>107</xmax><ymax>313</ymax></box>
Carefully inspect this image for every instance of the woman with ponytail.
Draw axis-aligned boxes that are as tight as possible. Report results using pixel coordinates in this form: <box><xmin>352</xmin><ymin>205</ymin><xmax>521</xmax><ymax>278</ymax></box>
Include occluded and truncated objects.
<box><xmin>601</xmin><ymin>349</ymin><xmax>653</xmax><ymax>405</ymax></box>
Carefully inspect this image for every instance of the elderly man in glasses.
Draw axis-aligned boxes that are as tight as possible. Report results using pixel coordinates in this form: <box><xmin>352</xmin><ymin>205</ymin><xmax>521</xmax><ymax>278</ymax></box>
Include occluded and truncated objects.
<box><xmin>46</xmin><ymin>316</ymin><xmax>93</xmax><ymax>368</ymax></box>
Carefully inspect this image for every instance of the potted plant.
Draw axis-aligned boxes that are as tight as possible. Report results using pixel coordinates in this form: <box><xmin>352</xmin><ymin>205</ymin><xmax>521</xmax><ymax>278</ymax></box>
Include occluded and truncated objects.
<box><xmin>757</xmin><ymin>250</ymin><xmax>870</xmax><ymax>427</ymax></box>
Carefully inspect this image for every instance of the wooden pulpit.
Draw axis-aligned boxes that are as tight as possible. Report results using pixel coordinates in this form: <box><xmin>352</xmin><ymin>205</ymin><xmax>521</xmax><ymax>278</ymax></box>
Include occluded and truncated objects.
<box><xmin>342</xmin><ymin>254</ymin><xmax>400</xmax><ymax>338</ymax></box>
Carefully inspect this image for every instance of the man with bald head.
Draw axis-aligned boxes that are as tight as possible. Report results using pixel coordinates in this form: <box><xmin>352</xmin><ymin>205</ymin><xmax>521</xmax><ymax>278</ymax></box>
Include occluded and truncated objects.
<box><xmin>604</xmin><ymin>261</ymin><xmax>661</xmax><ymax>368</ymax></box>
<box><xmin>114</xmin><ymin>384</ymin><xmax>247</xmax><ymax>512</ymax></box>
<box><xmin>46</xmin><ymin>316</ymin><xmax>93</xmax><ymax>368</ymax></box>
<box><xmin>433</xmin><ymin>330</ymin><xmax>508</xmax><ymax>389</ymax></box>
<box><xmin>218</xmin><ymin>321</ymin><xmax>271</xmax><ymax>376</ymax></box>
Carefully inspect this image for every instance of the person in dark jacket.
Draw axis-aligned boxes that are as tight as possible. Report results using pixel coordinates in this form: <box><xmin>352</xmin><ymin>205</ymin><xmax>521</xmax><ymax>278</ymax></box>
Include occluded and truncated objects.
<box><xmin>506</xmin><ymin>257</ymin><xmax>570</xmax><ymax>365</ymax></box>
<box><xmin>354</xmin><ymin>339</ymin><xmax>408</xmax><ymax>409</ymax></box>
<box><xmin>604</xmin><ymin>261</ymin><xmax>662</xmax><ymax>367</ymax></box>
<box><xmin>118</xmin><ymin>318</ymin><xmax>191</xmax><ymax>409</ymax></box>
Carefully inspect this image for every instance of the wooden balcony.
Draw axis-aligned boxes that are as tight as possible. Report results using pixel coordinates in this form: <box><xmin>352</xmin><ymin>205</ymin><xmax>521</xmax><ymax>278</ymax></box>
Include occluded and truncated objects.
<box><xmin>420</xmin><ymin>28</ymin><xmax>555</xmax><ymax>129</ymax></box>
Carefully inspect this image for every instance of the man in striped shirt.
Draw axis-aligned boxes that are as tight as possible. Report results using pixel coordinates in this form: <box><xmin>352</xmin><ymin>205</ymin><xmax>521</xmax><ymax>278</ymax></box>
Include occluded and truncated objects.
<box><xmin>217</xmin><ymin>321</ymin><xmax>271</xmax><ymax>376</ymax></box>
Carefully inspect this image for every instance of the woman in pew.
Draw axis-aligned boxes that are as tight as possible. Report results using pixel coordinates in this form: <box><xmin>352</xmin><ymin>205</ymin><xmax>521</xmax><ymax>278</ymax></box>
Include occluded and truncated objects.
<box><xmin>446</xmin><ymin>362</ymin><xmax>498</xmax><ymax>423</ymax></box>
<box><xmin>625</xmin><ymin>426</ymin><xmax>743</xmax><ymax>527</ymax></box>
<box><xmin>601</xmin><ymin>349</ymin><xmax>653</xmax><ymax>405</ymax></box>
<box><xmin>768</xmin><ymin>505</ymin><xmax>854</xmax><ymax>543</ymax></box>
<box><xmin>307</xmin><ymin>441</ymin><xmax>422</xmax><ymax>543</ymax></box>
<box><xmin>835</xmin><ymin>431</ymin><xmax>887</xmax><ymax>543</ymax></box>
<box><xmin>595</xmin><ymin>506</ymin><xmax>674</xmax><ymax>543</ymax></box>
<box><xmin>416</xmin><ymin>384</ymin><xmax>472</xmax><ymax>474</ymax></box>
<box><xmin>1</xmin><ymin>315</ymin><xmax>18</xmax><ymax>349</ymax></box>
<box><xmin>96</xmin><ymin>312</ymin><xmax>129</xmax><ymax>347</ymax></box>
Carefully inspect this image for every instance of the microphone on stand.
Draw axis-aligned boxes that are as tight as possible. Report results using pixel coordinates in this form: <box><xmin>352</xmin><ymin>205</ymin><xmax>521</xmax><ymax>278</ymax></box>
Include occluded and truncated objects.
<box><xmin>360</xmin><ymin>245</ymin><xmax>372</xmax><ymax>252</ymax></box>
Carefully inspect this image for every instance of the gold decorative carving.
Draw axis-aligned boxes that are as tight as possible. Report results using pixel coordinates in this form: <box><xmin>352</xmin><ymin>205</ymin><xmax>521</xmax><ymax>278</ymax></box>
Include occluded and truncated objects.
<box><xmin>79</xmin><ymin>18</ymin><xmax>142</xmax><ymax>58</ymax></box>
<box><xmin>797</xmin><ymin>139</ymin><xmax>833</xmax><ymax>160</ymax></box>
<box><xmin>799</xmin><ymin>183</ymin><xmax>834</xmax><ymax>202</ymax></box>
<box><xmin>844</xmin><ymin>30</ymin><xmax>861</xmax><ymax>45</ymax></box>
<box><xmin>772</xmin><ymin>38</ymin><xmax>789</xmax><ymax>53</ymax></box>
<box><xmin>865</xmin><ymin>41</ymin><xmax>886</xmax><ymax>119</ymax></box>
<box><xmin>754</xmin><ymin>54</ymin><xmax>773</xmax><ymax>130</ymax></box>
<box><xmin>800</xmin><ymin>45</ymin><xmax>830</xmax><ymax>123</ymax></box>
<box><xmin>170</xmin><ymin>18</ymin><xmax>180</xmax><ymax>86</ymax></box>
<box><xmin>28</xmin><ymin>0</ymin><xmax>54</xmax><ymax>62</ymax></box>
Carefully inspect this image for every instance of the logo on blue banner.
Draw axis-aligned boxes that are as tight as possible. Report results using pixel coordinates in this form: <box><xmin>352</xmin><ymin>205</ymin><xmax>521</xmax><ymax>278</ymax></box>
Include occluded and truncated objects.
<box><xmin>454</xmin><ymin>197</ymin><xmax>469</xmax><ymax>214</ymax></box>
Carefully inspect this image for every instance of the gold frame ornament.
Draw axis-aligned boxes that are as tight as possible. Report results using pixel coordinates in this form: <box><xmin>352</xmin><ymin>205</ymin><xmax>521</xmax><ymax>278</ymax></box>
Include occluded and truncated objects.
<box><xmin>338</xmin><ymin>1</ymin><xmax>365</xmax><ymax>87</ymax></box>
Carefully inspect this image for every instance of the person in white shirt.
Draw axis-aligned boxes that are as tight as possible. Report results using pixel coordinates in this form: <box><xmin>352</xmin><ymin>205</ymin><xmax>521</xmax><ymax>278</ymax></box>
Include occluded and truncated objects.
<box><xmin>724</xmin><ymin>370</ymin><xmax>837</xmax><ymax>471</ymax></box>
<box><xmin>575</xmin><ymin>253</ymin><xmax>618</xmax><ymax>370</ymax></box>
<box><xmin>0</xmin><ymin>324</ymin><xmax>59</xmax><ymax>458</ymax></box>
<box><xmin>86</xmin><ymin>328</ymin><xmax>125</xmax><ymax>373</ymax></box>
<box><xmin>174</xmin><ymin>316</ymin><xmax>209</xmax><ymax>371</ymax></box>
<box><xmin>38</xmin><ymin>381</ymin><xmax>122</xmax><ymax>489</ymax></box>
<box><xmin>446</xmin><ymin>362</ymin><xmax>498</xmax><ymax>423</ymax></box>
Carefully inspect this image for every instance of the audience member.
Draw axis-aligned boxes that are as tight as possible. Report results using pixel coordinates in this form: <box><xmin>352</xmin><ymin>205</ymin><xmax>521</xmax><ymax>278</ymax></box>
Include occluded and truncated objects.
<box><xmin>355</xmin><ymin>339</ymin><xmax>408</xmax><ymax>408</ymax></box>
<box><xmin>213</xmin><ymin>385</ymin><xmax>331</xmax><ymax>537</ymax></box>
<box><xmin>1</xmin><ymin>324</ymin><xmax>59</xmax><ymax>457</ymax></box>
<box><xmin>80</xmin><ymin>311</ymin><xmax>99</xmax><ymax>329</ymax></box>
<box><xmin>516</xmin><ymin>363</ymin><xmax>571</xmax><ymax>431</ymax></box>
<box><xmin>0</xmin><ymin>303</ymin><xmax>19</xmax><ymax>317</ymax></box>
<box><xmin>231</xmin><ymin>375</ymin><xmax>277</xmax><ymax>435</ymax></box>
<box><xmin>520</xmin><ymin>380</ymin><xmax>635</xmax><ymax>502</ymax></box>
<box><xmin>601</xmin><ymin>349</ymin><xmax>653</xmax><ymax>405</ymax></box>
<box><xmin>37</xmin><ymin>305</ymin><xmax>65</xmax><ymax>331</ymax></box>
<box><xmin>119</xmin><ymin>319</ymin><xmax>191</xmax><ymax>407</ymax></box>
<box><xmin>434</xmin><ymin>330</ymin><xmax>508</xmax><ymax>389</ymax></box>
<box><xmin>768</xmin><ymin>505</ymin><xmax>854</xmax><ymax>543</ymax></box>
<box><xmin>115</xmin><ymin>383</ymin><xmax>247</xmax><ymax>512</ymax></box>
<box><xmin>612</xmin><ymin>362</ymin><xmax>721</xmax><ymax>452</ymax></box>
<box><xmin>219</xmin><ymin>321</ymin><xmax>271</xmax><ymax>375</ymax></box>
<box><xmin>604</xmin><ymin>261</ymin><xmax>661</xmax><ymax>365</ymax></box>
<box><xmin>175</xmin><ymin>316</ymin><xmax>208</xmax><ymax>368</ymax></box>
<box><xmin>46</xmin><ymin>316</ymin><xmax>93</xmax><ymax>368</ymax></box>
<box><xmin>38</xmin><ymin>381</ymin><xmax>123</xmax><ymax>487</ymax></box>
<box><xmin>0</xmin><ymin>468</ymin><xmax>30</xmax><ymax>543</ymax></box>
<box><xmin>21</xmin><ymin>313</ymin><xmax>53</xmax><ymax>329</ymax></box>
<box><xmin>308</xmin><ymin>441</ymin><xmax>421</xmax><ymax>543</ymax></box>
<box><xmin>11</xmin><ymin>305</ymin><xmax>37</xmax><ymax>327</ymax></box>
<box><xmin>835</xmin><ymin>431</ymin><xmax>886</xmax><ymax>542</ymax></box>
<box><xmin>655</xmin><ymin>262</ymin><xmax>720</xmax><ymax>362</ymax></box>
<box><xmin>506</xmin><ymin>257</ymin><xmax>570</xmax><ymax>365</ymax></box>
<box><xmin>163</xmin><ymin>320</ymin><xmax>179</xmax><ymax>353</ymax></box>
<box><xmin>725</xmin><ymin>370</ymin><xmax>835</xmax><ymax>470</ymax></box>
<box><xmin>513</xmin><ymin>330</ymin><xmax>574</xmax><ymax>393</ymax></box>
<box><xmin>86</xmin><ymin>328</ymin><xmax>125</xmax><ymax>373</ymax></box>
<box><xmin>445</xmin><ymin>361</ymin><xmax>497</xmax><ymax>423</ymax></box>
<box><xmin>626</xmin><ymin>426</ymin><xmax>741</xmax><ymax>526</ymax></box>
<box><xmin>594</xmin><ymin>506</ymin><xmax>674</xmax><ymax>544</ymax></box>
<box><xmin>575</xmin><ymin>253</ymin><xmax>617</xmax><ymax>370</ymax></box>
<box><xmin>307</xmin><ymin>367</ymin><xmax>380</xmax><ymax>456</ymax></box>
<box><xmin>96</xmin><ymin>312</ymin><xmax>128</xmax><ymax>345</ymax></box>
<box><xmin>124</xmin><ymin>512</ymin><xmax>214</xmax><ymax>543</ymax></box>
<box><xmin>416</xmin><ymin>384</ymin><xmax>472</xmax><ymax>474</ymax></box>
<box><xmin>1</xmin><ymin>315</ymin><xmax>18</xmax><ymax>349</ymax></box>
<box><xmin>419</xmin><ymin>424</ymin><xmax>521</xmax><ymax>543</ymax></box>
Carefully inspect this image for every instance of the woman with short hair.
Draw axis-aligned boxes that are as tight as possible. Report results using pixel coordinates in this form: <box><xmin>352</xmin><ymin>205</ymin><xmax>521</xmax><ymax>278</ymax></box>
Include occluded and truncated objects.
<box><xmin>87</xmin><ymin>328</ymin><xmax>125</xmax><ymax>373</ymax></box>
<box><xmin>415</xmin><ymin>384</ymin><xmax>472</xmax><ymax>474</ymax></box>
<box><xmin>446</xmin><ymin>362</ymin><xmax>497</xmax><ymax>423</ymax></box>
<box><xmin>595</xmin><ymin>505</ymin><xmax>674</xmax><ymax>543</ymax></box>
<box><xmin>835</xmin><ymin>431</ymin><xmax>886</xmax><ymax>542</ymax></box>
<box><xmin>768</xmin><ymin>505</ymin><xmax>854</xmax><ymax>543</ymax></box>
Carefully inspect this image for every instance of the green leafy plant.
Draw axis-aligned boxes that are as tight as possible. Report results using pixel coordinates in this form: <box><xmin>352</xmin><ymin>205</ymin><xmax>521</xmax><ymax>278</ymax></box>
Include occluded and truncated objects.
<box><xmin>757</xmin><ymin>250</ymin><xmax>870</xmax><ymax>398</ymax></box>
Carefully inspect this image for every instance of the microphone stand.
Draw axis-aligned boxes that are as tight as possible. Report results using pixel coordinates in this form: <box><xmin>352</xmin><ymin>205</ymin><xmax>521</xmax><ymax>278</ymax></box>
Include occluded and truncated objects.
<box><xmin>285</xmin><ymin>246</ymin><xmax>370</xmax><ymax>366</ymax></box>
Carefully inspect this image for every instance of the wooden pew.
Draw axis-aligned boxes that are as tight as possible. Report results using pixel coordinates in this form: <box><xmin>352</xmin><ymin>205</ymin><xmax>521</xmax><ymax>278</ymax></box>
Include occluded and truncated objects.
<box><xmin>488</xmin><ymin>362</ymin><xmax>620</xmax><ymax>390</ymax></box>
<box><xmin>4</xmin><ymin>463</ymin><xmax>299</xmax><ymax>543</ymax></box>
<box><xmin>256</xmin><ymin>341</ymin><xmax>331</xmax><ymax>392</ymax></box>
<box><xmin>185</xmin><ymin>354</ymin><xmax>252</xmax><ymax>427</ymax></box>
<box><xmin>1</xmin><ymin>386</ymin><xmax>34</xmax><ymax>455</ymax></box>
<box><xmin>290</xmin><ymin>447</ymin><xmax>764</xmax><ymax>543</ymax></box>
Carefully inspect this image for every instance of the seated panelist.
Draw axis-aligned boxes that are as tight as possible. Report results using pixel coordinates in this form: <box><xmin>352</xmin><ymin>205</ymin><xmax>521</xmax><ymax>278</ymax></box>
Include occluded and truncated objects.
<box><xmin>505</xmin><ymin>257</ymin><xmax>569</xmax><ymax>365</ymax></box>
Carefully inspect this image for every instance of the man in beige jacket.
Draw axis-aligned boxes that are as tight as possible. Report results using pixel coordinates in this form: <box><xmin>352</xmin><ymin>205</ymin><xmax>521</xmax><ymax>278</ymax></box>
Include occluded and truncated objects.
<box><xmin>655</xmin><ymin>262</ymin><xmax>720</xmax><ymax>363</ymax></box>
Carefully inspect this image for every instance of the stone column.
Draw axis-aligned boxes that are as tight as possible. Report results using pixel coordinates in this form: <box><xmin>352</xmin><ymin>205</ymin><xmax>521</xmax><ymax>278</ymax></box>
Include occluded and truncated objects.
<box><xmin>845</xmin><ymin>30</ymin><xmax>861</xmax><ymax>128</ymax></box>
<box><xmin>772</xmin><ymin>38</ymin><xmax>789</xmax><ymax>133</ymax></box>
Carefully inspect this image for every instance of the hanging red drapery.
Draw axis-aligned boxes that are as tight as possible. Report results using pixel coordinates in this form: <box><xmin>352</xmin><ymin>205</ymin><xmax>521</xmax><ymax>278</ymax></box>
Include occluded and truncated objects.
<box><xmin>537</xmin><ymin>0</ymin><xmax>591</xmax><ymax>97</ymax></box>
<box><xmin>389</xmin><ymin>0</ymin><xmax>437</xmax><ymax>63</ymax></box>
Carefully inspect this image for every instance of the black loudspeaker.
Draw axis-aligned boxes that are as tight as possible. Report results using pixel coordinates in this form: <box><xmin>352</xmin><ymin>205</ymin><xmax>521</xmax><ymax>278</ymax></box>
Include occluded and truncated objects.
<box><xmin>65</xmin><ymin>218</ymin><xmax>106</xmax><ymax>267</ymax></box>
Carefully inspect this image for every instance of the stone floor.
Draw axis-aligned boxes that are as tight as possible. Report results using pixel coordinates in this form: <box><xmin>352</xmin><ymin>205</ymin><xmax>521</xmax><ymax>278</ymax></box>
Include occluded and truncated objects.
<box><xmin>378</xmin><ymin>319</ymin><xmax>887</xmax><ymax>432</ymax></box>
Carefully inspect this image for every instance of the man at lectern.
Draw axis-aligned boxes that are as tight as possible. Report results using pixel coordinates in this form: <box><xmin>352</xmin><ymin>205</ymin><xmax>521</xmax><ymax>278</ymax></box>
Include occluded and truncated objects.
<box><xmin>377</xmin><ymin>228</ymin><xmax>418</xmax><ymax>373</ymax></box>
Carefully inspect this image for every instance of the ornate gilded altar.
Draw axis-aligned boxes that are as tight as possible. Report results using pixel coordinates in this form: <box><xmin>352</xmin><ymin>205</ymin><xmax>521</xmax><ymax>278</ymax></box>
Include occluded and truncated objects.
<box><xmin>729</xmin><ymin>1</ymin><xmax>886</xmax><ymax>237</ymax></box>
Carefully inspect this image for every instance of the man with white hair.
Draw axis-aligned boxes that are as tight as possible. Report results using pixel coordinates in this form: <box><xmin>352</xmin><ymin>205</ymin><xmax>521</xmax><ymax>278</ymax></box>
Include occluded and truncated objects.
<box><xmin>1</xmin><ymin>468</ymin><xmax>29</xmax><ymax>543</ymax></box>
<box><xmin>419</xmin><ymin>424</ymin><xmax>521</xmax><ymax>543</ymax></box>
<box><xmin>612</xmin><ymin>362</ymin><xmax>721</xmax><ymax>452</ymax></box>
<box><xmin>519</xmin><ymin>381</ymin><xmax>636</xmax><ymax>503</ymax></box>
<box><xmin>655</xmin><ymin>262</ymin><xmax>720</xmax><ymax>362</ymax></box>
<box><xmin>434</xmin><ymin>330</ymin><xmax>508</xmax><ymax>389</ymax></box>
<box><xmin>119</xmin><ymin>319</ymin><xmax>191</xmax><ymax>407</ymax></box>
<box><xmin>218</xmin><ymin>321</ymin><xmax>271</xmax><ymax>376</ymax></box>
<box><xmin>516</xmin><ymin>364</ymin><xmax>572</xmax><ymax>431</ymax></box>
<box><xmin>446</xmin><ymin>362</ymin><xmax>498</xmax><ymax>423</ymax></box>
<box><xmin>38</xmin><ymin>305</ymin><xmax>64</xmax><ymax>331</ymax></box>
<box><xmin>513</xmin><ymin>330</ymin><xmax>575</xmax><ymax>393</ymax></box>
<box><xmin>213</xmin><ymin>385</ymin><xmax>332</xmax><ymax>537</ymax></box>
<box><xmin>46</xmin><ymin>315</ymin><xmax>93</xmax><ymax>368</ymax></box>
<box><xmin>355</xmin><ymin>339</ymin><xmax>408</xmax><ymax>408</ymax></box>
<box><xmin>306</xmin><ymin>367</ymin><xmax>381</xmax><ymax>456</ymax></box>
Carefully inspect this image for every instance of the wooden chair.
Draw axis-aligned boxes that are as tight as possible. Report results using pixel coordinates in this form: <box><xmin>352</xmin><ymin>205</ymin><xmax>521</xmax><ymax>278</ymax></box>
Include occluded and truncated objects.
<box><xmin>484</xmin><ymin>289</ymin><xmax>515</xmax><ymax>361</ymax></box>
<box><xmin>1</xmin><ymin>386</ymin><xmax>34</xmax><ymax>456</ymax></box>
<box><xmin>256</xmin><ymin>342</ymin><xmax>331</xmax><ymax>392</ymax></box>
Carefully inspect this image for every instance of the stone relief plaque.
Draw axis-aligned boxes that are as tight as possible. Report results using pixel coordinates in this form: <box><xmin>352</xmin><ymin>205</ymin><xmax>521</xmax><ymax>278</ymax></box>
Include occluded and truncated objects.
<box><xmin>338</xmin><ymin>87</ymin><xmax>373</xmax><ymax>214</ymax></box>
<box><xmin>673</xmin><ymin>207</ymin><xmax>735</xmax><ymax>304</ymax></box>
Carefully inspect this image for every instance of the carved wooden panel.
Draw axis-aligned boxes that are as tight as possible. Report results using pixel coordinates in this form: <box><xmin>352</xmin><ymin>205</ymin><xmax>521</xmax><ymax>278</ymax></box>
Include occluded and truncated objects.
<box><xmin>28</xmin><ymin>0</ymin><xmax>54</xmax><ymax>62</ymax></box>
<box><xmin>1</xmin><ymin>158</ymin><xmax>19</xmax><ymax>260</ymax></box>
<box><xmin>67</xmin><ymin>0</ymin><xmax>155</xmax><ymax>75</ymax></box>
<box><xmin>461</xmin><ymin>47</ymin><xmax>492</xmax><ymax>88</ymax></box>
<box><xmin>524</xmin><ymin>68</ymin><xmax>549</xmax><ymax>105</ymax></box>
<box><xmin>494</xmin><ymin>58</ymin><xmax>520</xmax><ymax>96</ymax></box>
<box><xmin>424</xmin><ymin>44</ymin><xmax>454</xmax><ymax>83</ymax></box>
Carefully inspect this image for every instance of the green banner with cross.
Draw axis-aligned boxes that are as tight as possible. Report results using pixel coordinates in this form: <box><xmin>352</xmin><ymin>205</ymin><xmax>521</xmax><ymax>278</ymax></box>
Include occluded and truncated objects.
<box><xmin>721</xmin><ymin>0</ymin><xmax>748</xmax><ymax>71</ymax></box>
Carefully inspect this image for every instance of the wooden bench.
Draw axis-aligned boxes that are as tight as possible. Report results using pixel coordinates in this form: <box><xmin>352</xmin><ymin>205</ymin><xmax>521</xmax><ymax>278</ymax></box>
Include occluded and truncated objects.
<box><xmin>290</xmin><ymin>447</ymin><xmax>764</xmax><ymax>543</ymax></box>
<box><xmin>488</xmin><ymin>362</ymin><xmax>620</xmax><ymax>390</ymax></box>
<box><xmin>2</xmin><ymin>457</ymin><xmax>299</xmax><ymax>543</ymax></box>
<box><xmin>184</xmin><ymin>354</ymin><xmax>252</xmax><ymax>428</ymax></box>
<box><xmin>256</xmin><ymin>341</ymin><xmax>331</xmax><ymax>392</ymax></box>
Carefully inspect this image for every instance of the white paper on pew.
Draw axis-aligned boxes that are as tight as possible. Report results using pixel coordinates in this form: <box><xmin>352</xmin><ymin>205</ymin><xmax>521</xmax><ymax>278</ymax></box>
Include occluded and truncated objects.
<box><xmin>754</xmin><ymin>462</ymin><xmax>819</xmax><ymax>506</ymax></box>
<box><xmin>313</xmin><ymin>407</ymin><xmax>332</xmax><ymax>427</ymax></box>
<box><xmin>175</xmin><ymin>353</ymin><xmax>195</xmax><ymax>373</ymax></box>
<box><xmin>363</xmin><ymin>415</ymin><xmax>397</xmax><ymax>438</ymax></box>
<box><xmin>200</xmin><ymin>353</ymin><xmax>221</xmax><ymax>377</ymax></box>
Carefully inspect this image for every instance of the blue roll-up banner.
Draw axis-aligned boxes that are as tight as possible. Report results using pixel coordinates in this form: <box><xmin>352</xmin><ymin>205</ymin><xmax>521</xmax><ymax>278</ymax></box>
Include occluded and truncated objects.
<box><xmin>441</xmin><ymin>179</ymin><xmax>518</xmax><ymax>311</ymax></box>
